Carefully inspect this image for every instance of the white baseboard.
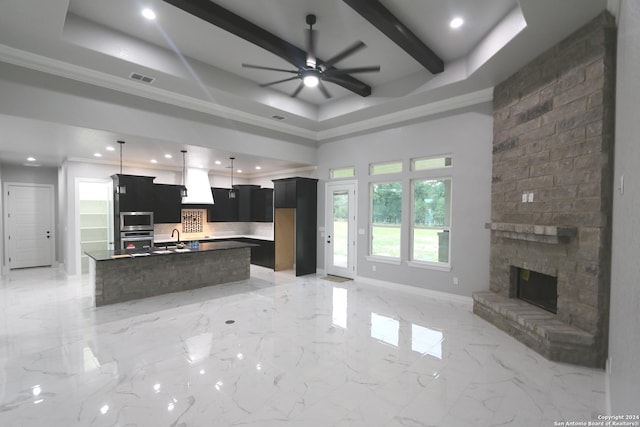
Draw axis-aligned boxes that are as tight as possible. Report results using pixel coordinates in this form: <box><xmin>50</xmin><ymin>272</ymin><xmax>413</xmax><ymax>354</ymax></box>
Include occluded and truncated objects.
<box><xmin>355</xmin><ymin>275</ymin><xmax>473</xmax><ymax>307</ymax></box>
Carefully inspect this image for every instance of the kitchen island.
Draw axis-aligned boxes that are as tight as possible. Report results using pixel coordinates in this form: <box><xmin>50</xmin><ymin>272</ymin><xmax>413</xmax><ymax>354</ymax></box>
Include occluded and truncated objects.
<box><xmin>86</xmin><ymin>241</ymin><xmax>254</xmax><ymax>306</ymax></box>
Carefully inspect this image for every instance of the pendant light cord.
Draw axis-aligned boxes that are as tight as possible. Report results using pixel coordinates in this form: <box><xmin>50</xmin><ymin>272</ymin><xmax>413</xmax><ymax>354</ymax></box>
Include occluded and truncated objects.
<box><xmin>117</xmin><ymin>140</ymin><xmax>125</xmax><ymax>175</ymax></box>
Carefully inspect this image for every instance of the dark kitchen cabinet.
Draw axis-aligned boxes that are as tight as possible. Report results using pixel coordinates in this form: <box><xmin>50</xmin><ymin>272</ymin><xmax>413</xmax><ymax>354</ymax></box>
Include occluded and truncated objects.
<box><xmin>272</xmin><ymin>177</ymin><xmax>318</xmax><ymax>276</ymax></box>
<box><xmin>208</xmin><ymin>186</ymin><xmax>273</xmax><ymax>223</ymax></box>
<box><xmin>234</xmin><ymin>238</ymin><xmax>275</xmax><ymax>269</ymax></box>
<box><xmin>251</xmin><ymin>188</ymin><xmax>274</xmax><ymax>222</ymax></box>
<box><xmin>152</xmin><ymin>184</ymin><xmax>182</xmax><ymax>223</ymax></box>
<box><xmin>234</xmin><ymin>185</ymin><xmax>260</xmax><ymax>222</ymax></box>
<box><xmin>274</xmin><ymin>179</ymin><xmax>297</xmax><ymax>208</ymax></box>
<box><xmin>112</xmin><ymin>174</ymin><xmax>155</xmax><ymax>213</ymax></box>
<box><xmin>208</xmin><ymin>188</ymin><xmax>239</xmax><ymax>222</ymax></box>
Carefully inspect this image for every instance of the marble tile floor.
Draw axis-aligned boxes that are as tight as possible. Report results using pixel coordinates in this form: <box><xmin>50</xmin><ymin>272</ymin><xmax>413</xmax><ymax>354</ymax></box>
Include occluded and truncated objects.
<box><xmin>0</xmin><ymin>266</ymin><xmax>606</xmax><ymax>427</ymax></box>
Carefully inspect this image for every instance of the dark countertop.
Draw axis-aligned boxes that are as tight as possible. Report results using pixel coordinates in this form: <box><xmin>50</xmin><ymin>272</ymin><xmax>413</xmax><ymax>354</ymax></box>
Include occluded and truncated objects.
<box><xmin>85</xmin><ymin>240</ymin><xmax>256</xmax><ymax>262</ymax></box>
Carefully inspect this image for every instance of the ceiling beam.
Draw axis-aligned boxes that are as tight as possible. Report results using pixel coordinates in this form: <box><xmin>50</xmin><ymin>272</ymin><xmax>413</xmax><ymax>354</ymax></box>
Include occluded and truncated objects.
<box><xmin>342</xmin><ymin>0</ymin><xmax>444</xmax><ymax>74</ymax></box>
<box><xmin>162</xmin><ymin>0</ymin><xmax>373</xmax><ymax>97</ymax></box>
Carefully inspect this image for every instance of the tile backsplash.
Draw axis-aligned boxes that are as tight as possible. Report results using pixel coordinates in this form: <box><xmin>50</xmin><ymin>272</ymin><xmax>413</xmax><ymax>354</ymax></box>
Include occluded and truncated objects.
<box><xmin>154</xmin><ymin>209</ymin><xmax>273</xmax><ymax>241</ymax></box>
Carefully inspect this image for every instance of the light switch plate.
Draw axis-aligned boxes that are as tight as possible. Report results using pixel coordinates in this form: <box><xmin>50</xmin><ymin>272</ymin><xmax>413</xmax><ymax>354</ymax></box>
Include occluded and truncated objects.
<box><xmin>528</xmin><ymin>192</ymin><xmax>534</xmax><ymax>202</ymax></box>
<box><xmin>522</xmin><ymin>193</ymin><xmax>528</xmax><ymax>203</ymax></box>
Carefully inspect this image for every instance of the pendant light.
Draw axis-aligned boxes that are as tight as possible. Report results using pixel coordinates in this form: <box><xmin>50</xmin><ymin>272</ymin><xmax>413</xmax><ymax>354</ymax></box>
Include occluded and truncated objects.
<box><xmin>229</xmin><ymin>157</ymin><xmax>237</xmax><ymax>199</ymax></box>
<box><xmin>180</xmin><ymin>150</ymin><xmax>188</xmax><ymax>198</ymax></box>
<box><xmin>116</xmin><ymin>140</ymin><xmax>126</xmax><ymax>194</ymax></box>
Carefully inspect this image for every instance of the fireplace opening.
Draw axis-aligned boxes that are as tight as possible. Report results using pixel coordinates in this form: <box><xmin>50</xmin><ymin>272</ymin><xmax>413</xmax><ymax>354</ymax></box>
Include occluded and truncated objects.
<box><xmin>516</xmin><ymin>268</ymin><xmax>558</xmax><ymax>314</ymax></box>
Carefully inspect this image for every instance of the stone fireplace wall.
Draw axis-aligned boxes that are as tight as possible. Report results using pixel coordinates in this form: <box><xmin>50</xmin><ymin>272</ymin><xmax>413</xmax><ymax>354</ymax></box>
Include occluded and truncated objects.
<box><xmin>474</xmin><ymin>12</ymin><xmax>616</xmax><ymax>368</ymax></box>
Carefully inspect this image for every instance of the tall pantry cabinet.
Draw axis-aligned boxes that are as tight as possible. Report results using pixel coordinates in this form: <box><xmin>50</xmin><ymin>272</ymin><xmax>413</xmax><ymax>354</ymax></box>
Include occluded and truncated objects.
<box><xmin>272</xmin><ymin>177</ymin><xmax>318</xmax><ymax>276</ymax></box>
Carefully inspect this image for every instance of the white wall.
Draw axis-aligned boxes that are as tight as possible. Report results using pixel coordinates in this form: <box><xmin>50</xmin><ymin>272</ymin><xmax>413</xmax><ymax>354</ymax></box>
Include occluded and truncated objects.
<box><xmin>608</xmin><ymin>0</ymin><xmax>640</xmax><ymax>413</ymax></box>
<box><xmin>316</xmin><ymin>106</ymin><xmax>493</xmax><ymax>297</ymax></box>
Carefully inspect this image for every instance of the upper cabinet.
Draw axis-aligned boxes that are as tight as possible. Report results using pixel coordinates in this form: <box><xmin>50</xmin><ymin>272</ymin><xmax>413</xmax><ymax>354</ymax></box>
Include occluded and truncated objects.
<box><xmin>153</xmin><ymin>184</ymin><xmax>182</xmax><ymax>223</ymax></box>
<box><xmin>251</xmin><ymin>188</ymin><xmax>274</xmax><ymax>222</ymax></box>
<box><xmin>208</xmin><ymin>186</ymin><xmax>273</xmax><ymax>222</ymax></box>
<box><xmin>235</xmin><ymin>185</ymin><xmax>260</xmax><ymax>222</ymax></box>
<box><xmin>112</xmin><ymin>174</ymin><xmax>155</xmax><ymax>213</ymax></box>
<box><xmin>274</xmin><ymin>179</ymin><xmax>297</xmax><ymax>208</ymax></box>
<box><xmin>111</xmin><ymin>174</ymin><xmax>273</xmax><ymax>224</ymax></box>
<box><xmin>208</xmin><ymin>188</ymin><xmax>239</xmax><ymax>222</ymax></box>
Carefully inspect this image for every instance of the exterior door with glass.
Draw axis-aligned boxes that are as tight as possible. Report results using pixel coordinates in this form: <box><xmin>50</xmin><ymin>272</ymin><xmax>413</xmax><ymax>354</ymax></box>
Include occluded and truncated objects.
<box><xmin>325</xmin><ymin>181</ymin><xmax>356</xmax><ymax>278</ymax></box>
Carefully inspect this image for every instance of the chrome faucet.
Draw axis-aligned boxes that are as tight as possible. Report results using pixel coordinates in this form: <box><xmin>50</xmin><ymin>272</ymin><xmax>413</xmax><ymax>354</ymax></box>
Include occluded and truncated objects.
<box><xmin>171</xmin><ymin>228</ymin><xmax>180</xmax><ymax>243</ymax></box>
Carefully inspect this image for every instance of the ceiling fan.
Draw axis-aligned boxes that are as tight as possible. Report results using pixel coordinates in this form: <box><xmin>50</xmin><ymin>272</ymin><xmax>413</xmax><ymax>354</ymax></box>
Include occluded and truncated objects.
<box><xmin>242</xmin><ymin>14</ymin><xmax>380</xmax><ymax>99</ymax></box>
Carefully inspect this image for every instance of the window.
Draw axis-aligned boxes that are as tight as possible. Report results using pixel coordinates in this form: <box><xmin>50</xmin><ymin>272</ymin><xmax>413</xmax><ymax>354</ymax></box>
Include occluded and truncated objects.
<box><xmin>330</xmin><ymin>167</ymin><xmax>355</xmax><ymax>179</ymax></box>
<box><xmin>370</xmin><ymin>161</ymin><xmax>402</xmax><ymax>175</ymax></box>
<box><xmin>370</xmin><ymin>182</ymin><xmax>402</xmax><ymax>259</ymax></box>
<box><xmin>412</xmin><ymin>155</ymin><xmax>452</xmax><ymax>171</ymax></box>
<box><xmin>411</xmin><ymin>178</ymin><xmax>451</xmax><ymax>265</ymax></box>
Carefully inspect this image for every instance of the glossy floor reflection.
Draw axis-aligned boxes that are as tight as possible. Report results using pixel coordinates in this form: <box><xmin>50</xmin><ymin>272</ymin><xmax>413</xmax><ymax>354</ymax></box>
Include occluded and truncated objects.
<box><xmin>0</xmin><ymin>267</ymin><xmax>605</xmax><ymax>426</ymax></box>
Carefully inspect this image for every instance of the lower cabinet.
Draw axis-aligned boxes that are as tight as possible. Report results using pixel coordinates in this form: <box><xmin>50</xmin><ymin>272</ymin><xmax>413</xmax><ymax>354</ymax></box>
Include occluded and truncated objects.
<box><xmin>236</xmin><ymin>238</ymin><xmax>275</xmax><ymax>269</ymax></box>
<box><xmin>199</xmin><ymin>238</ymin><xmax>274</xmax><ymax>269</ymax></box>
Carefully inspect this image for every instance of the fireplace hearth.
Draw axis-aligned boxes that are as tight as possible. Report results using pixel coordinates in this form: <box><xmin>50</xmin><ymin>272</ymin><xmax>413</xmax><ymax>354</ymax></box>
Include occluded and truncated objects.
<box><xmin>516</xmin><ymin>268</ymin><xmax>557</xmax><ymax>314</ymax></box>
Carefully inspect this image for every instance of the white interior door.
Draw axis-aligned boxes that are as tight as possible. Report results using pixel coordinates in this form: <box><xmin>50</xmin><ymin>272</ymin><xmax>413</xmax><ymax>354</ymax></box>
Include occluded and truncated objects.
<box><xmin>5</xmin><ymin>184</ymin><xmax>55</xmax><ymax>269</ymax></box>
<box><xmin>325</xmin><ymin>181</ymin><xmax>357</xmax><ymax>278</ymax></box>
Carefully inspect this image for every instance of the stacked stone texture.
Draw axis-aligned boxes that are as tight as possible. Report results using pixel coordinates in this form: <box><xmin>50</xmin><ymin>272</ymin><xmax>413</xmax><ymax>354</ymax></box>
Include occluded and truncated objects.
<box><xmin>481</xmin><ymin>12</ymin><xmax>616</xmax><ymax>368</ymax></box>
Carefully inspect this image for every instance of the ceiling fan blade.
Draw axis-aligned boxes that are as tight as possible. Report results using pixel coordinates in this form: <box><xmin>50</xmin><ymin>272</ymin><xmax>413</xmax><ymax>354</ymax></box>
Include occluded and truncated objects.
<box><xmin>242</xmin><ymin>64</ymin><xmax>299</xmax><ymax>74</ymax></box>
<box><xmin>318</xmin><ymin>81</ymin><xmax>332</xmax><ymax>99</ymax></box>
<box><xmin>323</xmin><ymin>66</ymin><xmax>380</xmax><ymax>77</ymax></box>
<box><xmin>259</xmin><ymin>76</ymin><xmax>300</xmax><ymax>87</ymax></box>
<box><xmin>290</xmin><ymin>82</ymin><xmax>305</xmax><ymax>98</ymax></box>
<box><xmin>322</xmin><ymin>41</ymin><xmax>366</xmax><ymax>69</ymax></box>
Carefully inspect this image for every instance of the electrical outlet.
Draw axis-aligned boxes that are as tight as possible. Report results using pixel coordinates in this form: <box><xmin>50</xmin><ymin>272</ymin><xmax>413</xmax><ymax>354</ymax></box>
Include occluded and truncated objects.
<box><xmin>527</xmin><ymin>192</ymin><xmax>534</xmax><ymax>202</ymax></box>
<box><xmin>522</xmin><ymin>193</ymin><xmax>528</xmax><ymax>203</ymax></box>
<box><xmin>453</xmin><ymin>277</ymin><xmax>459</xmax><ymax>285</ymax></box>
<box><xmin>372</xmin><ymin>265</ymin><xmax>376</xmax><ymax>272</ymax></box>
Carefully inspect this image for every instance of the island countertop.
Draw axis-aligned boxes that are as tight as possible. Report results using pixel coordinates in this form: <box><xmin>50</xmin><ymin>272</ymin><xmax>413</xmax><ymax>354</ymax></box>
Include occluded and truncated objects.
<box><xmin>85</xmin><ymin>240</ymin><xmax>256</xmax><ymax>262</ymax></box>
<box><xmin>88</xmin><ymin>241</ymin><xmax>254</xmax><ymax>306</ymax></box>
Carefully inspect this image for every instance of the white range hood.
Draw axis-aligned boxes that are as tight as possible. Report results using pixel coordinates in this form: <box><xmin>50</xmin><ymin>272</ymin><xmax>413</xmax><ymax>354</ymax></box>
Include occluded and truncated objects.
<box><xmin>182</xmin><ymin>168</ymin><xmax>214</xmax><ymax>205</ymax></box>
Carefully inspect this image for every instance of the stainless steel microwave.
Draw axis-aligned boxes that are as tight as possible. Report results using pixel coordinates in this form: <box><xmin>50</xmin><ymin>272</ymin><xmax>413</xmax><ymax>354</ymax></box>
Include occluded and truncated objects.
<box><xmin>120</xmin><ymin>211</ymin><xmax>154</xmax><ymax>231</ymax></box>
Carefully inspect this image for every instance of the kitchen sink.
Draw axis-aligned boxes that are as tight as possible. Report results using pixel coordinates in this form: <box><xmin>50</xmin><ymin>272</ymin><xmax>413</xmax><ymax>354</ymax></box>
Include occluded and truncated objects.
<box><xmin>174</xmin><ymin>248</ymin><xmax>191</xmax><ymax>253</ymax></box>
<box><xmin>152</xmin><ymin>250</ymin><xmax>173</xmax><ymax>254</ymax></box>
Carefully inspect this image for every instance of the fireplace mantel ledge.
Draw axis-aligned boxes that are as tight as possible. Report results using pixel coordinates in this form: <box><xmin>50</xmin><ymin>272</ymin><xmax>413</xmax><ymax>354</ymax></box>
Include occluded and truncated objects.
<box><xmin>485</xmin><ymin>222</ymin><xmax>577</xmax><ymax>244</ymax></box>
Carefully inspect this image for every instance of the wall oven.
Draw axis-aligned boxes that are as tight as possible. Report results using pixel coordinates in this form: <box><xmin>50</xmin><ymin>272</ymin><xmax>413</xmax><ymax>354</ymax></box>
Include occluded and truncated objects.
<box><xmin>120</xmin><ymin>212</ymin><xmax>154</xmax><ymax>231</ymax></box>
<box><xmin>120</xmin><ymin>230</ymin><xmax>154</xmax><ymax>250</ymax></box>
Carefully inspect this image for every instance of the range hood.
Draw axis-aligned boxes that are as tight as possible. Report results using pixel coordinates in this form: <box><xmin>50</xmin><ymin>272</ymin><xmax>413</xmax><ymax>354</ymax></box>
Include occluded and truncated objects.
<box><xmin>182</xmin><ymin>168</ymin><xmax>214</xmax><ymax>205</ymax></box>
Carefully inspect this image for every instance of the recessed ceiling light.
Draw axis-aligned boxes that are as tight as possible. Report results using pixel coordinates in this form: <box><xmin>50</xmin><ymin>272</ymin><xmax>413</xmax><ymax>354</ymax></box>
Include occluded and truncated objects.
<box><xmin>215</xmin><ymin>160</ymin><xmax>222</xmax><ymax>165</ymax></box>
<box><xmin>94</xmin><ymin>153</ymin><xmax>102</xmax><ymax>157</ymax></box>
<box><xmin>450</xmin><ymin>17</ymin><xmax>464</xmax><ymax>29</ymax></box>
<box><xmin>255</xmin><ymin>166</ymin><xmax>262</xmax><ymax>170</ymax></box>
<box><xmin>26</xmin><ymin>156</ymin><xmax>36</xmax><ymax>162</ymax></box>
<box><xmin>237</xmin><ymin>169</ymin><xmax>243</xmax><ymax>174</ymax></box>
<box><xmin>141</xmin><ymin>8</ymin><xmax>156</xmax><ymax>20</ymax></box>
<box><xmin>164</xmin><ymin>154</ymin><xmax>172</xmax><ymax>159</ymax></box>
<box><xmin>105</xmin><ymin>146</ymin><xmax>115</xmax><ymax>151</ymax></box>
<box><xmin>150</xmin><ymin>159</ymin><xmax>158</xmax><ymax>164</ymax></box>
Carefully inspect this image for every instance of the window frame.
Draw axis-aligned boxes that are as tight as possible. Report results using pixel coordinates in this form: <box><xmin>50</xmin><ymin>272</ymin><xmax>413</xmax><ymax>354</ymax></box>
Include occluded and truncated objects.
<box><xmin>408</xmin><ymin>175</ymin><xmax>453</xmax><ymax>272</ymax></box>
<box><xmin>369</xmin><ymin>160</ymin><xmax>403</xmax><ymax>176</ymax></box>
<box><xmin>411</xmin><ymin>154</ymin><xmax>453</xmax><ymax>172</ymax></box>
<box><xmin>368</xmin><ymin>180</ymin><xmax>403</xmax><ymax>263</ymax></box>
<box><xmin>329</xmin><ymin>166</ymin><xmax>356</xmax><ymax>180</ymax></box>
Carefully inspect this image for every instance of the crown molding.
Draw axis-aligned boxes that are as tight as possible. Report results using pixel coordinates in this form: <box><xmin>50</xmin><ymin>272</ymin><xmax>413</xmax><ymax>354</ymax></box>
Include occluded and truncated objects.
<box><xmin>0</xmin><ymin>43</ymin><xmax>317</xmax><ymax>140</ymax></box>
<box><xmin>317</xmin><ymin>87</ymin><xmax>494</xmax><ymax>141</ymax></box>
<box><xmin>0</xmin><ymin>43</ymin><xmax>493</xmax><ymax>145</ymax></box>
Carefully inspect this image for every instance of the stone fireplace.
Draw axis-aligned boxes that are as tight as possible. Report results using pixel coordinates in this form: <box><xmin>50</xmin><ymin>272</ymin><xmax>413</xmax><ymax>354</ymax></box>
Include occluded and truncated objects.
<box><xmin>473</xmin><ymin>12</ymin><xmax>616</xmax><ymax>368</ymax></box>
